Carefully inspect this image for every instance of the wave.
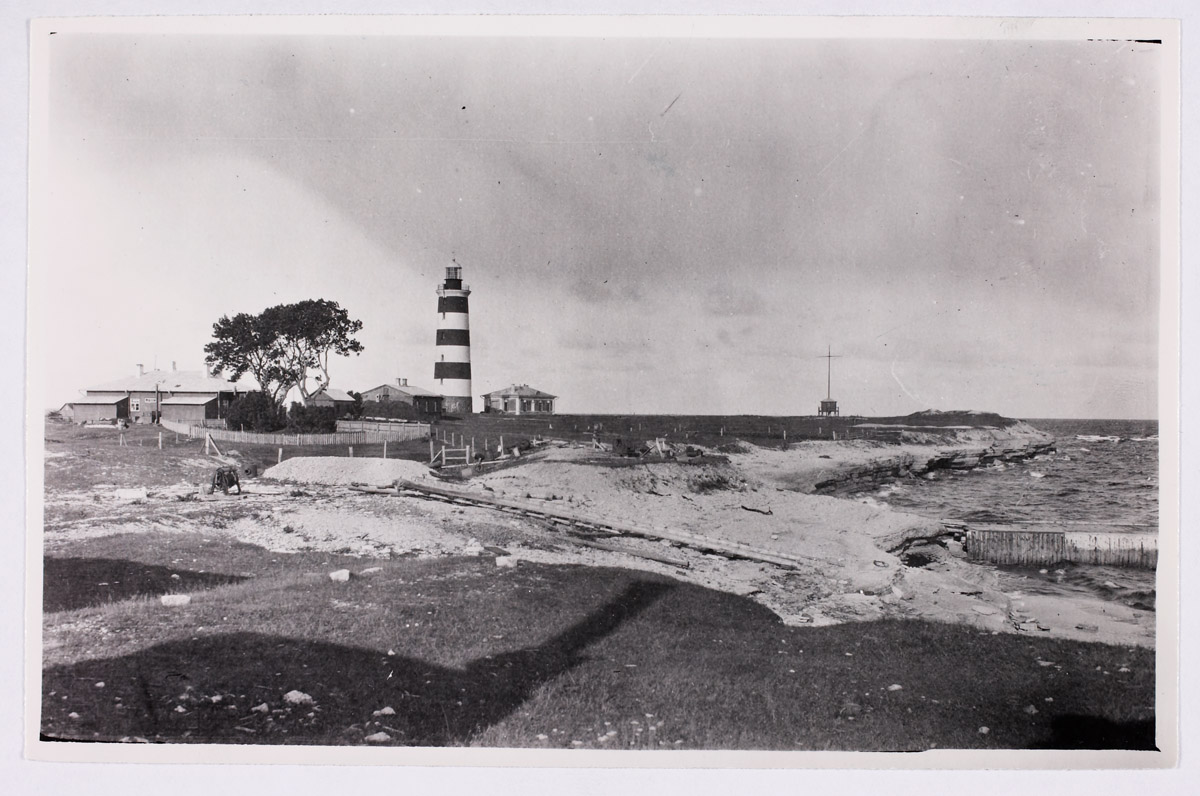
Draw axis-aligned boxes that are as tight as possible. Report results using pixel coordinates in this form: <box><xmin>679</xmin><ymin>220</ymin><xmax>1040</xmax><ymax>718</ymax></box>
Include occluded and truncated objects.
<box><xmin>1076</xmin><ymin>434</ymin><xmax>1122</xmax><ymax>443</ymax></box>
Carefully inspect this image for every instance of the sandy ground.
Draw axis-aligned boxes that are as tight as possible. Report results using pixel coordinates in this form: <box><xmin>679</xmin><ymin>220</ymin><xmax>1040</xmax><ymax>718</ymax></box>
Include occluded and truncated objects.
<box><xmin>43</xmin><ymin>433</ymin><xmax>1154</xmax><ymax>648</ymax></box>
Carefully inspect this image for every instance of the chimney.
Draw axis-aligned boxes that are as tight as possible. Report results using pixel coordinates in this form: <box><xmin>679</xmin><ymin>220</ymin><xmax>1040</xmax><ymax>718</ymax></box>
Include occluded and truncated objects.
<box><xmin>171</xmin><ymin>361</ymin><xmax>176</xmax><ymax>371</ymax></box>
<box><xmin>398</xmin><ymin>377</ymin><xmax>408</xmax><ymax>387</ymax></box>
<box><xmin>136</xmin><ymin>363</ymin><xmax>144</xmax><ymax>377</ymax></box>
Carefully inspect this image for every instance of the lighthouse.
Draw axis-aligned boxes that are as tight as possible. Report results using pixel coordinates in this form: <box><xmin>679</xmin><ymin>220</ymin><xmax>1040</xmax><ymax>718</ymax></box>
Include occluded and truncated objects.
<box><xmin>434</xmin><ymin>262</ymin><xmax>473</xmax><ymax>415</ymax></box>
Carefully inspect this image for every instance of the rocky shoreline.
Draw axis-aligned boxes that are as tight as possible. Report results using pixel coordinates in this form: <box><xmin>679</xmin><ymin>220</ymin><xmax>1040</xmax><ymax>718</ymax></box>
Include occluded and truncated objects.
<box><xmin>811</xmin><ymin>437</ymin><xmax>1058</xmax><ymax>496</ymax></box>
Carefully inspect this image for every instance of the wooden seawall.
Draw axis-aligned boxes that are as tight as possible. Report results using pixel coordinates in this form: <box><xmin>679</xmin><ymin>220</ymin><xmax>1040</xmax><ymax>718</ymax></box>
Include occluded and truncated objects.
<box><xmin>963</xmin><ymin>523</ymin><xmax>1157</xmax><ymax>569</ymax></box>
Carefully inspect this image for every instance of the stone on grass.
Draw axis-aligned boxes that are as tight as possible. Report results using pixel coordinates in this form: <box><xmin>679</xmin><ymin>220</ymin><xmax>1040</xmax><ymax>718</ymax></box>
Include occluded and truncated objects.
<box><xmin>364</xmin><ymin>731</ymin><xmax>392</xmax><ymax>743</ymax></box>
<box><xmin>978</xmin><ymin>726</ymin><xmax>990</xmax><ymax>735</ymax></box>
<box><xmin>373</xmin><ymin>706</ymin><xmax>396</xmax><ymax>717</ymax></box>
<box><xmin>283</xmin><ymin>690</ymin><xmax>314</xmax><ymax>706</ymax></box>
<box><xmin>160</xmin><ymin>594</ymin><xmax>191</xmax><ymax>607</ymax></box>
<box><xmin>360</xmin><ymin>567</ymin><xmax>383</xmax><ymax>575</ymax></box>
<box><xmin>251</xmin><ymin>703</ymin><xmax>269</xmax><ymax>713</ymax></box>
<box><xmin>887</xmin><ymin>684</ymin><xmax>903</xmax><ymax>691</ymax></box>
<box><xmin>495</xmin><ymin>556</ymin><xmax>517</xmax><ymax>568</ymax></box>
<box><xmin>329</xmin><ymin>569</ymin><xmax>351</xmax><ymax>582</ymax></box>
<box><xmin>1024</xmin><ymin>704</ymin><xmax>1039</xmax><ymax>715</ymax></box>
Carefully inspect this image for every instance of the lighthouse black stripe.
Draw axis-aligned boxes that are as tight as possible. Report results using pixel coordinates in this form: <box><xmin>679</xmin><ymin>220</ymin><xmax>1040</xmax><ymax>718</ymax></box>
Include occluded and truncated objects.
<box><xmin>436</xmin><ymin>329</ymin><xmax>471</xmax><ymax>346</ymax></box>
<box><xmin>437</xmin><ymin>296</ymin><xmax>470</xmax><ymax>314</ymax></box>
<box><xmin>434</xmin><ymin>362</ymin><xmax>472</xmax><ymax>380</ymax></box>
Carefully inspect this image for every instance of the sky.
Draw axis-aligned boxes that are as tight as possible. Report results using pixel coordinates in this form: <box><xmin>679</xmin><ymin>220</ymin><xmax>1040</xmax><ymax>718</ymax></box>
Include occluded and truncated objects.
<box><xmin>36</xmin><ymin>27</ymin><xmax>1163</xmax><ymax>418</ymax></box>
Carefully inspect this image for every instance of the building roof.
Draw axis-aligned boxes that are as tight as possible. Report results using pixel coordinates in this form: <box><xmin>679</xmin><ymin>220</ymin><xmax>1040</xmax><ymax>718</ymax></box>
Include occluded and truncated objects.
<box><xmin>310</xmin><ymin>387</ymin><xmax>356</xmax><ymax>403</ymax></box>
<box><xmin>160</xmin><ymin>394</ymin><xmax>219</xmax><ymax>405</ymax></box>
<box><xmin>482</xmin><ymin>384</ymin><xmax>557</xmax><ymax>400</ymax></box>
<box><xmin>363</xmin><ymin>383</ymin><xmax>442</xmax><ymax>398</ymax></box>
<box><xmin>71</xmin><ymin>394</ymin><xmax>128</xmax><ymax>405</ymax></box>
<box><xmin>87</xmin><ymin>369</ymin><xmax>256</xmax><ymax>394</ymax></box>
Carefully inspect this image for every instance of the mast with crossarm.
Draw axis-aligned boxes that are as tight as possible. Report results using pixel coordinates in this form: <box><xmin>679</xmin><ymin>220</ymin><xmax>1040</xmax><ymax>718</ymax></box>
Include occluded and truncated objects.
<box><xmin>817</xmin><ymin>346</ymin><xmax>841</xmax><ymax>416</ymax></box>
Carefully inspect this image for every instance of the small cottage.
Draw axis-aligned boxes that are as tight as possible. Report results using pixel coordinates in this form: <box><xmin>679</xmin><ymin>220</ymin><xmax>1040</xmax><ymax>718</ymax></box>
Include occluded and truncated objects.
<box><xmin>306</xmin><ymin>387</ymin><xmax>358</xmax><ymax>418</ymax></box>
<box><xmin>481</xmin><ymin>384</ymin><xmax>557</xmax><ymax>415</ymax></box>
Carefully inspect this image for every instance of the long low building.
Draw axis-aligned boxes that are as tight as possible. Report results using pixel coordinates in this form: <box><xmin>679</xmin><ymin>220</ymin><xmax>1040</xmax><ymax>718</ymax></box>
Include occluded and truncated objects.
<box><xmin>159</xmin><ymin>394</ymin><xmax>219</xmax><ymax>424</ymax></box>
<box><xmin>74</xmin><ymin>363</ymin><xmax>256</xmax><ymax>424</ymax></box>
<box><xmin>69</xmin><ymin>394</ymin><xmax>129</xmax><ymax>424</ymax></box>
<box><xmin>361</xmin><ymin>378</ymin><xmax>444</xmax><ymax>418</ymax></box>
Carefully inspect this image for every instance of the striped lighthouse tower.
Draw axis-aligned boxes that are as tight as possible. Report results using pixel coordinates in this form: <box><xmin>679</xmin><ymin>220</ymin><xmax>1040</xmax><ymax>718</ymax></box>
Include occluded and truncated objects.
<box><xmin>434</xmin><ymin>262</ymin><xmax>473</xmax><ymax>415</ymax></box>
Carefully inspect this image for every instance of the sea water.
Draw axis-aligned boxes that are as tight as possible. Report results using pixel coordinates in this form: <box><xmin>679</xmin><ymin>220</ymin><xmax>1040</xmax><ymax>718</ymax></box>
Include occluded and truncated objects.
<box><xmin>872</xmin><ymin>419</ymin><xmax>1159</xmax><ymax>612</ymax></box>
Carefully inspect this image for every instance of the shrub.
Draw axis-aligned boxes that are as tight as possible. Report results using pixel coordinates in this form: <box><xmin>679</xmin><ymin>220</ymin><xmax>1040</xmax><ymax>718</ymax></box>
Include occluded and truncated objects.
<box><xmin>688</xmin><ymin>472</ymin><xmax>737</xmax><ymax>493</ymax></box>
<box><xmin>285</xmin><ymin>402</ymin><xmax>338</xmax><ymax>433</ymax></box>
<box><xmin>225</xmin><ymin>392</ymin><xmax>286</xmax><ymax>432</ymax></box>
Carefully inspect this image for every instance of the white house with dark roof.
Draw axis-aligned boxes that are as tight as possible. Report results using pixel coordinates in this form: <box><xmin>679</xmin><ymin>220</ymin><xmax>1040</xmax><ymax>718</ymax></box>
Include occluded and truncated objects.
<box><xmin>77</xmin><ymin>362</ymin><xmax>256</xmax><ymax>424</ymax></box>
<box><xmin>481</xmin><ymin>384</ymin><xmax>557</xmax><ymax>415</ymax></box>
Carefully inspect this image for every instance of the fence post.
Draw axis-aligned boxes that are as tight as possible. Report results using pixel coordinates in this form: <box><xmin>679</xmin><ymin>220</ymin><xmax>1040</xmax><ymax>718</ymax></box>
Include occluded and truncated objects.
<box><xmin>349</xmin><ymin>446</ymin><xmax>354</xmax><ymax>458</ymax></box>
<box><xmin>429</xmin><ymin>438</ymin><xmax>434</xmax><ymax>461</ymax></box>
<box><xmin>383</xmin><ymin>441</ymin><xmax>388</xmax><ymax>459</ymax></box>
<box><xmin>278</xmin><ymin>447</ymin><xmax>283</xmax><ymax>464</ymax></box>
<box><xmin>158</xmin><ymin>432</ymin><xmax>163</xmax><ymax>450</ymax></box>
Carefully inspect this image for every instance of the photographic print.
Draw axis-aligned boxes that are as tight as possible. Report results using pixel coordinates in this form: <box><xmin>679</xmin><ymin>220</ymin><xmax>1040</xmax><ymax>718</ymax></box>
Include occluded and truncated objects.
<box><xmin>26</xmin><ymin>15</ymin><xmax>1178</xmax><ymax>765</ymax></box>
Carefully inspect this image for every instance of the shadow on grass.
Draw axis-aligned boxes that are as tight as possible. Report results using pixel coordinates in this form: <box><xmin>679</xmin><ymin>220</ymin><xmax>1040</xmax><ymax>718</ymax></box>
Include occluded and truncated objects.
<box><xmin>1030</xmin><ymin>715</ymin><xmax>1158</xmax><ymax>750</ymax></box>
<box><xmin>43</xmin><ymin>557</ymin><xmax>249</xmax><ymax>613</ymax></box>
<box><xmin>42</xmin><ymin>579</ymin><xmax>672</xmax><ymax>745</ymax></box>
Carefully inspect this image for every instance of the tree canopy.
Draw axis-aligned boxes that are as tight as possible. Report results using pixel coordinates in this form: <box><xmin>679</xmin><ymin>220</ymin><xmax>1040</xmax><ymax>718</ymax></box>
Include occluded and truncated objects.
<box><xmin>204</xmin><ymin>300</ymin><xmax>364</xmax><ymax>406</ymax></box>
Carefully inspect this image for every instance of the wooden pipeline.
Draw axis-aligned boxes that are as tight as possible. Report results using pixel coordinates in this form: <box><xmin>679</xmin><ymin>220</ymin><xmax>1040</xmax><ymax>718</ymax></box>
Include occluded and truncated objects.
<box><xmin>353</xmin><ymin>479</ymin><xmax>816</xmax><ymax>570</ymax></box>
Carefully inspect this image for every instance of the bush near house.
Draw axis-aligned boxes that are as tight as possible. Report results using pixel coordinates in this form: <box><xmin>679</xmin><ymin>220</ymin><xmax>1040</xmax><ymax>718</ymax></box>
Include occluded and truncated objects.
<box><xmin>223</xmin><ymin>392</ymin><xmax>285</xmax><ymax>433</ymax></box>
<box><xmin>285</xmin><ymin>402</ymin><xmax>338</xmax><ymax>434</ymax></box>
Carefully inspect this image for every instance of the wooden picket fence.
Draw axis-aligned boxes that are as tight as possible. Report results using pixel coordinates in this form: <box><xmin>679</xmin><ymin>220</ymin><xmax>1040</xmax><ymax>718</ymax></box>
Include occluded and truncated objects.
<box><xmin>159</xmin><ymin>418</ymin><xmax>430</xmax><ymax>447</ymax></box>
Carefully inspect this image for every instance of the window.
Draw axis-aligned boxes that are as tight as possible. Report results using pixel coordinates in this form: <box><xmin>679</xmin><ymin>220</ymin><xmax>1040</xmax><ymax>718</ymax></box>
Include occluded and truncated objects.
<box><xmin>131</xmin><ymin>399</ymin><xmax>140</xmax><ymax>412</ymax></box>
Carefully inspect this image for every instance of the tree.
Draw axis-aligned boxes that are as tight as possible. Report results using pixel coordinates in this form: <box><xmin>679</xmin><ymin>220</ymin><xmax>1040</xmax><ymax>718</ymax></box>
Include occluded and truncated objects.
<box><xmin>204</xmin><ymin>300</ymin><xmax>364</xmax><ymax>407</ymax></box>
<box><xmin>272</xmin><ymin>300</ymin><xmax>365</xmax><ymax>401</ymax></box>
<box><xmin>203</xmin><ymin>312</ymin><xmax>292</xmax><ymax>407</ymax></box>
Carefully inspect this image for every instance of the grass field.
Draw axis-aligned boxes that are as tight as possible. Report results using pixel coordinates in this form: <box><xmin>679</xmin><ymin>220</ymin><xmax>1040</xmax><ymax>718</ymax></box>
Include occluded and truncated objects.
<box><xmin>41</xmin><ymin>530</ymin><xmax>1155</xmax><ymax>750</ymax></box>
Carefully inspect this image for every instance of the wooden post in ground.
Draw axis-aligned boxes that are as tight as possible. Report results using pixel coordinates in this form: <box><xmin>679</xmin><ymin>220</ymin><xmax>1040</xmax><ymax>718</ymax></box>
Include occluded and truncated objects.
<box><xmin>349</xmin><ymin>446</ymin><xmax>354</xmax><ymax>458</ymax></box>
<box><xmin>429</xmin><ymin>438</ymin><xmax>435</xmax><ymax>461</ymax></box>
<box><xmin>500</xmin><ymin>435</ymin><xmax>504</xmax><ymax>453</ymax></box>
<box><xmin>158</xmin><ymin>432</ymin><xmax>163</xmax><ymax>450</ymax></box>
<box><xmin>277</xmin><ymin>447</ymin><xmax>283</xmax><ymax>464</ymax></box>
<box><xmin>383</xmin><ymin>441</ymin><xmax>388</xmax><ymax>459</ymax></box>
<box><xmin>204</xmin><ymin>435</ymin><xmax>210</xmax><ymax>454</ymax></box>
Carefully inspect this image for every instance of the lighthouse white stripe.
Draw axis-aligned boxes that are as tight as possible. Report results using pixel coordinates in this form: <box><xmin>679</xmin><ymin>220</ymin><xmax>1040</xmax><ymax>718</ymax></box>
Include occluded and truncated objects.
<box><xmin>436</xmin><ymin>378</ymin><xmax>473</xmax><ymax>398</ymax></box>
<box><xmin>436</xmin><ymin>345</ymin><xmax>471</xmax><ymax>363</ymax></box>
<box><xmin>437</xmin><ymin>313</ymin><xmax>471</xmax><ymax>331</ymax></box>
